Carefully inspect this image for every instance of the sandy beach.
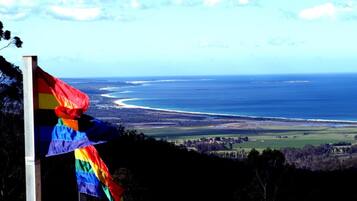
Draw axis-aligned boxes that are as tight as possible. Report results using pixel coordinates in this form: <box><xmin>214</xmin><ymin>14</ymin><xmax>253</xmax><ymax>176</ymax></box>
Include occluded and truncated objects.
<box><xmin>84</xmin><ymin>90</ymin><xmax>357</xmax><ymax>134</ymax></box>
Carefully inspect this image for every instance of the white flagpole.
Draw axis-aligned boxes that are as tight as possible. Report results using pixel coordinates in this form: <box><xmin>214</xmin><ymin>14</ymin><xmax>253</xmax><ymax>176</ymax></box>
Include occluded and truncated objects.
<box><xmin>23</xmin><ymin>56</ymin><xmax>42</xmax><ymax>201</ymax></box>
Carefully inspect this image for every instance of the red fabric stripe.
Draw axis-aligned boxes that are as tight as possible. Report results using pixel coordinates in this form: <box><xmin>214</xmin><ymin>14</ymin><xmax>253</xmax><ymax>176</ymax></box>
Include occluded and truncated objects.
<box><xmin>37</xmin><ymin>77</ymin><xmax>52</xmax><ymax>94</ymax></box>
<box><xmin>35</xmin><ymin>67</ymin><xmax>90</xmax><ymax>118</ymax></box>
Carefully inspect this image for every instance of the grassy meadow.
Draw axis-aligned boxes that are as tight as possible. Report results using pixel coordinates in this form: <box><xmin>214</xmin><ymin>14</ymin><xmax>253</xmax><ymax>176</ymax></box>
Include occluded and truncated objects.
<box><xmin>138</xmin><ymin>125</ymin><xmax>357</xmax><ymax>150</ymax></box>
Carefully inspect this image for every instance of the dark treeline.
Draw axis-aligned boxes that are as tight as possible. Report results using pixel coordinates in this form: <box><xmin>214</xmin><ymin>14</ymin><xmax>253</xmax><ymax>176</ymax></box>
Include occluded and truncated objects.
<box><xmin>0</xmin><ymin>112</ymin><xmax>24</xmax><ymax>201</ymax></box>
<box><xmin>41</xmin><ymin>130</ymin><xmax>357</xmax><ymax>201</ymax></box>
<box><xmin>0</xmin><ymin>21</ymin><xmax>25</xmax><ymax>200</ymax></box>
<box><xmin>4</xmin><ymin>113</ymin><xmax>357</xmax><ymax>201</ymax></box>
<box><xmin>282</xmin><ymin>144</ymin><xmax>357</xmax><ymax>171</ymax></box>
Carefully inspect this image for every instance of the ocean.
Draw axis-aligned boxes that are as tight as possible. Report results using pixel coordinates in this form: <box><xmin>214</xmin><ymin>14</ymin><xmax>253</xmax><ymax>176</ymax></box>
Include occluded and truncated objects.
<box><xmin>90</xmin><ymin>74</ymin><xmax>357</xmax><ymax>121</ymax></box>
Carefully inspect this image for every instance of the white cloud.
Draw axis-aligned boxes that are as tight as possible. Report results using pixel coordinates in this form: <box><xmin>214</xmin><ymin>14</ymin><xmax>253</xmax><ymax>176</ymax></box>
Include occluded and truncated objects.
<box><xmin>171</xmin><ymin>0</ymin><xmax>201</xmax><ymax>7</ymax></box>
<box><xmin>298</xmin><ymin>3</ymin><xmax>336</xmax><ymax>20</ymax></box>
<box><xmin>173</xmin><ymin>0</ymin><xmax>183</xmax><ymax>5</ymax></box>
<box><xmin>203</xmin><ymin>0</ymin><xmax>221</xmax><ymax>7</ymax></box>
<box><xmin>238</xmin><ymin>0</ymin><xmax>249</xmax><ymax>5</ymax></box>
<box><xmin>0</xmin><ymin>0</ymin><xmax>257</xmax><ymax>21</ymax></box>
<box><xmin>131</xmin><ymin>0</ymin><xmax>141</xmax><ymax>9</ymax></box>
<box><xmin>49</xmin><ymin>6</ymin><xmax>103</xmax><ymax>21</ymax></box>
<box><xmin>172</xmin><ymin>0</ymin><xmax>183</xmax><ymax>5</ymax></box>
<box><xmin>0</xmin><ymin>0</ymin><xmax>37</xmax><ymax>7</ymax></box>
<box><xmin>0</xmin><ymin>0</ymin><xmax>15</xmax><ymax>7</ymax></box>
<box><xmin>0</xmin><ymin>0</ymin><xmax>38</xmax><ymax>20</ymax></box>
<box><xmin>0</xmin><ymin>11</ymin><xmax>28</xmax><ymax>20</ymax></box>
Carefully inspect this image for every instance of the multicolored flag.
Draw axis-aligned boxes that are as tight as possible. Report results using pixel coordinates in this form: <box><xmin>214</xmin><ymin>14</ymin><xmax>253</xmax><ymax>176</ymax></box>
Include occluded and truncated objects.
<box><xmin>35</xmin><ymin>67</ymin><xmax>117</xmax><ymax>156</ymax></box>
<box><xmin>75</xmin><ymin>145</ymin><xmax>124</xmax><ymax>201</ymax></box>
<box><xmin>35</xmin><ymin>66</ymin><xmax>124</xmax><ymax>200</ymax></box>
<box><xmin>36</xmin><ymin>66</ymin><xmax>89</xmax><ymax>118</ymax></box>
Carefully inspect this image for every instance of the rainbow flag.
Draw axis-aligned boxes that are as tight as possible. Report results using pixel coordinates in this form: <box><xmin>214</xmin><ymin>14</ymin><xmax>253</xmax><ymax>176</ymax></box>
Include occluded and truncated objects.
<box><xmin>35</xmin><ymin>67</ymin><xmax>117</xmax><ymax>156</ymax></box>
<box><xmin>75</xmin><ymin>145</ymin><xmax>124</xmax><ymax>201</ymax></box>
<box><xmin>36</xmin><ymin>66</ymin><xmax>89</xmax><ymax>118</ymax></box>
<box><xmin>35</xmin><ymin>66</ymin><xmax>124</xmax><ymax>200</ymax></box>
<box><xmin>36</xmin><ymin>66</ymin><xmax>89</xmax><ymax>156</ymax></box>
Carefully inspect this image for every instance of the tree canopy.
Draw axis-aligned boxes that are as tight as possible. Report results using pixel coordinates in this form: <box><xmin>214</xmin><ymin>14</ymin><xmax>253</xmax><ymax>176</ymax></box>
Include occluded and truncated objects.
<box><xmin>0</xmin><ymin>21</ymin><xmax>23</xmax><ymax>112</ymax></box>
<box><xmin>0</xmin><ymin>21</ymin><xmax>23</xmax><ymax>51</ymax></box>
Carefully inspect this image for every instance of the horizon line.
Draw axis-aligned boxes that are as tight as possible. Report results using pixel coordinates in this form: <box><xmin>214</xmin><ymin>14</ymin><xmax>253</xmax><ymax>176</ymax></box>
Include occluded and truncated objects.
<box><xmin>59</xmin><ymin>71</ymin><xmax>357</xmax><ymax>79</ymax></box>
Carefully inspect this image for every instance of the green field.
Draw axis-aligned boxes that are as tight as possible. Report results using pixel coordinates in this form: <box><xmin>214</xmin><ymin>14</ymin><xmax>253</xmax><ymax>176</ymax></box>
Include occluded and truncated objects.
<box><xmin>138</xmin><ymin>125</ymin><xmax>357</xmax><ymax>150</ymax></box>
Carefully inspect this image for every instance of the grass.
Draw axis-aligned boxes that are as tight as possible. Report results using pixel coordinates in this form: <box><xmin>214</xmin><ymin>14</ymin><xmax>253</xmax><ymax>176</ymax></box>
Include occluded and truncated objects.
<box><xmin>138</xmin><ymin>125</ymin><xmax>357</xmax><ymax>150</ymax></box>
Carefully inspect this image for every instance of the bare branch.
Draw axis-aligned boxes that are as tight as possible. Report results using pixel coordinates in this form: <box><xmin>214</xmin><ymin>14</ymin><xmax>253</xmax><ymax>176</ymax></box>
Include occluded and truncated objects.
<box><xmin>0</xmin><ymin>40</ymin><xmax>14</xmax><ymax>51</ymax></box>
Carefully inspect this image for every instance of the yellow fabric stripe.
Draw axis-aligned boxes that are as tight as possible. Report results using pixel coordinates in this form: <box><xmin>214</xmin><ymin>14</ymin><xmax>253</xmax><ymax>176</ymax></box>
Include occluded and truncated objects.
<box><xmin>74</xmin><ymin>148</ymin><xmax>91</xmax><ymax>162</ymax></box>
<box><xmin>38</xmin><ymin>93</ymin><xmax>59</xmax><ymax>109</ymax></box>
<box><xmin>74</xmin><ymin>148</ymin><xmax>110</xmax><ymax>186</ymax></box>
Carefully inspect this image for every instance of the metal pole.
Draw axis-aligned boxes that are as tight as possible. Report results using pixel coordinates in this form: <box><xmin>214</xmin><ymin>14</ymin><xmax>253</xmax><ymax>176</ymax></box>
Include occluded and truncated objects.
<box><xmin>23</xmin><ymin>56</ymin><xmax>41</xmax><ymax>201</ymax></box>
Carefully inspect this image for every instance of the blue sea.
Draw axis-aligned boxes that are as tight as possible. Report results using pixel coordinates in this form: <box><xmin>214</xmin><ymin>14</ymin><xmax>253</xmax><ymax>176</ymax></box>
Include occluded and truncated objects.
<box><xmin>97</xmin><ymin>74</ymin><xmax>357</xmax><ymax>121</ymax></box>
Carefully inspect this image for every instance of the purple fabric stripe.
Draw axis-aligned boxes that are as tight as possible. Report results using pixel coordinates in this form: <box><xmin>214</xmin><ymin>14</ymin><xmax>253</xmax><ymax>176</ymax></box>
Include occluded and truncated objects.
<box><xmin>76</xmin><ymin>172</ymin><xmax>104</xmax><ymax>198</ymax></box>
<box><xmin>46</xmin><ymin>139</ymin><xmax>93</xmax><ymax>157</ymax></box>
<box><xmin>45</xmin><ymin>116</ymin><xmax>117</xmax><ymax>157</ymax></box>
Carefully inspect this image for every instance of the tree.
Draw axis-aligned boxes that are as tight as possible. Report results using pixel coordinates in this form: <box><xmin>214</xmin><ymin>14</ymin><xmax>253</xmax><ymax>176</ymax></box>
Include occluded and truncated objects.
<box><xmin>0</xmin><ymin>20</ymin><xmax>25</xmax><ymax>201</ymax></box>
<box><xmin>247</xmin><ymin>149</ymin><xmax>286</xmax><ymax>201</ymax></box>
<box><xmin>0</xmin><ymin>21</ymin><xmax>23</xmax><ymax>51</ymax></box>
<box><xmin>0</xmin><ymin>21</ymin><xmax>23</xmax><ymax>113</ymax></box>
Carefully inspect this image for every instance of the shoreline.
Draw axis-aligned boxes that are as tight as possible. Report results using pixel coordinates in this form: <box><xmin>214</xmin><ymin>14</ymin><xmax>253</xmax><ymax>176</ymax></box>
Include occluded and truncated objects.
<box><xmin>111</xmin><ymin>97</ymin><xmax>357</xmax><ymax>125</ymax></box>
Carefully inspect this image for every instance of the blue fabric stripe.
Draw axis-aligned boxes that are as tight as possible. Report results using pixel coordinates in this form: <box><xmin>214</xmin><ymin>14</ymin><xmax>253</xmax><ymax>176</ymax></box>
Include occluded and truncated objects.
<box><xmin>45</xmin><ymin>117</ymin><xmax>118</xmax><ymax>156</ymax></box>
<box><xmin>46</xmin><ymin>124</ymin><xmax>92</xmax><ymax>156</ymax></box>
<box><xmin>76</xmin><ymin>171</ymin><xmax>100</xmax><ymax>186</ymax></box>
<box><xmin>51</xmin><ymin>125</ymin><xmax>88</xmax><ymax>141</ymax></box>
<box><xmin>46</xmin><ymin>139</ymin><xmax>92</xmax><ymax>156</ymax></box>
<box><xmin>76</xmin><ymin>171</ymin><xmax>104</xmax><ymax>198</ymax></box>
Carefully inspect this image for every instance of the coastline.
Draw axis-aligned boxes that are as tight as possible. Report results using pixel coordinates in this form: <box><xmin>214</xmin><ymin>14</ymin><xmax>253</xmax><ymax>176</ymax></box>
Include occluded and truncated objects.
<box><xmin>70</xmin><ymin>75</ymin><xmax>357</xmax><ymax>148</ymax></box>
<box><xmin>112</xmin><ymin>97</ymin><xmax>357</xmax><ymax>125</ymax></box>
<box><xmin>83</xmin><ymin>90</ymin><xmax>357</xmax><ymax>148</ymax></box>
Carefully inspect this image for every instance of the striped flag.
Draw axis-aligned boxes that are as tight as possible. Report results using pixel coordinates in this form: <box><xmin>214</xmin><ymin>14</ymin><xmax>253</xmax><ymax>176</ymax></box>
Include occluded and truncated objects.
<box><xmin>36</xmin><ymin>66</ymin><xmax>89</xmax><ymax>156</ymax></box>
<box><xmin>75</xmin><ymin>145</ymin><xmax>124</xmax><ymax>201</ymax></box>
<box><xmin>35</xmin><ymin>66</ymin><xmax>124</xmax><ymax>200</ymax></box>
<box><xmin>35</xmin><ymin>67</ymin><xmax>117</xmax><ymax>156</ymax></box>
<box><xmin>36</xmin><ymin>66</ymin><xmax>89</xmax><ymax>118</ymax></box>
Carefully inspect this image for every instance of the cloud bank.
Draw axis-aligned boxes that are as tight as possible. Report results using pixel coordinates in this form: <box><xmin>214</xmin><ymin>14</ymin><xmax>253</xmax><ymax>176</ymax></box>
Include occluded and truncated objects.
<box><xmin>0</xmin><ymin>0</ymin><xmax>255</xmax><ymax>21</ymax></box>
<box><xmin>299</xmin><ymin>3</ymin><xmax>336</xmax><ymax>20</ymax></box>
<box><xmin>48</xmin><ymin>6</ymin><xmax>103</xmax><ymax>21</ymax></box>
<box><xmin>298</xmin><ymin>2</ymin><xmax>357</xmax><ymax>21</ymax></box>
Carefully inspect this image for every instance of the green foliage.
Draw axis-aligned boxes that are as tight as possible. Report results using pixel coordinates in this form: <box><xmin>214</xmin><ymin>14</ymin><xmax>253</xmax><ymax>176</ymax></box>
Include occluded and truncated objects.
<box><xmin>0</xmin><ymin>21</ymin><xmax>23</xmax><ymax>113</ymax></box>
<box><xmin>0</xmin><ymin>20</ymin><xmax>25</xmax><ymax>201</ymax></box>
<box><xmin>0</xmin><ymin>113</ymin><xmax>25</xmax><ymax>201</ymax></box>
<box><xmin>0</xmin><ymin>21</ymin><xmax>23</xmax><ymax>50</ymax></box>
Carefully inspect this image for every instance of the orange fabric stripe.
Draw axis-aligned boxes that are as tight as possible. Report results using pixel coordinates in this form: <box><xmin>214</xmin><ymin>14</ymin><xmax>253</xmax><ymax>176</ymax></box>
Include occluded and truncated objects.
<box><xmin>62</xmin><ymin>118</ymin><xmax>79</xmax><ymax>131</ymax></box>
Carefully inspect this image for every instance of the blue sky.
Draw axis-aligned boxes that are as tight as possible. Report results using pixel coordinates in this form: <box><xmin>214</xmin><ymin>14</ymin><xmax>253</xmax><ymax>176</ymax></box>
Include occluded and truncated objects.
<box><xmin>1</xmin><ymin>0</ymin><xmax>357</xmax><ymax>77</ymax></box>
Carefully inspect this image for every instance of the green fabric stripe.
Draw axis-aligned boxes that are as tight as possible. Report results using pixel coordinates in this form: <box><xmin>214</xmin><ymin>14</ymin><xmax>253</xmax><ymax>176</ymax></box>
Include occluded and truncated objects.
<box><xmin>76</xmin><ymin>159</ymin><xmax>115</xmax><ymax>201</ymax></box>
<box><xmin>75</xmin><ymin>159</ymin><xmax>94</xmax><ymax>173</ymax></box>
<box><xmin>57</xmin><ymin>118</ymin><xmax>64</xmax><ymax>125</ymax></box>
<box><xmin>102</xmin><ymin>185</ymin><xmax>114</xmax><ymax>201</ymax></box>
